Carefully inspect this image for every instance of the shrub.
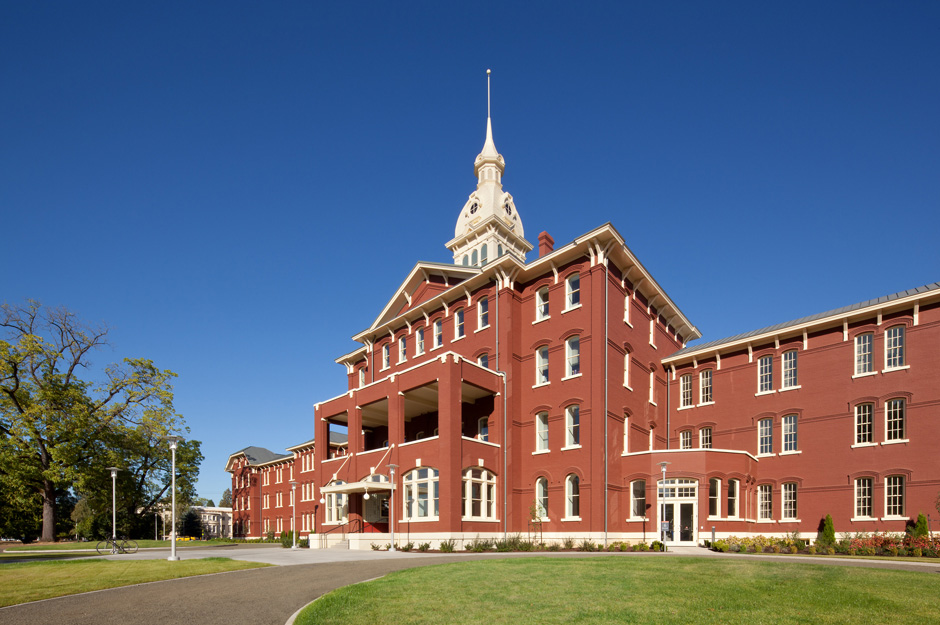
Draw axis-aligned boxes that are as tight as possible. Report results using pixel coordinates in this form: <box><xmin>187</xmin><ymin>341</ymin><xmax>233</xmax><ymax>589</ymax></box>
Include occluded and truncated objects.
<box><xmin>466</xmin><ymin>536</ymin><xmax>493</xmax><ymax>552</ymax></box>
<box><xmin>401</xmin><ymin>541</ymin><xmax>414</xmax><ymax>552</ymax></box>
<box><xmin>650</xmin><ymin>540</ymin><xmax>666</xmax><ymax>552</ymax></box>
<box><xmin>578</xmin><ymin>539</ymin><xmax>598</xmax><ymax>552</ymax></box>
<box><xmin>417</xmin><ymin>542</ymin><xmax>431</xmax><ymax>552</ymax></box>
<box><xmin>371</xmin><ymin>542</ymin><xmax>382</xmax><ymax>551</ymax></box>
<box><xmin>562</xmin><ymin>537</ymin><xmax>576</xmax><ymax>550</ymax></box>
<box><xmin>816</xmin><ymin>515</ymin><xmax>836</xmax><ymax>547</ymax></box>
<box><xmin>266</xmin><ymin>529</ymin><xmax>276</xmax><ymax>542</ymax></box>
<box><xmin>439</xmin><ymin>538</ymin><xmax>457</xmax><ymax>553</ymax></box>
<box><xmin>908</xmin><ymin>513</ymin><xmax>930</xmax><ymax>540</ymax></box>
<box><xmin>712</xmin><ymin>540</ymin><xmax>729</xmax><ymax>553</ymax></box>
<box><xmin>772</xmin><ymin>544</ymin><xmax>781</xmax><ymax>553</ymax></box>
<box><xmin>789</xmin><ymin>545</ymin><xmax>798</xmax><ymax>554</ymax></box>
<box><xmin>547</xmin><ymin>542</ymin><xmax>561</xmax><ymax>552</ymax></box>
<box><xmin>826</xmin><ymin>546</ymin><xmax>835</xmax><ymax>555</ymax></box>
<box><xmin>808</xmin><ymin>545</ymin><xmax>817</xmax><ymax>555</ymax></box>
<box><xmin>912</xmin><ymin>547</ymin><xmax>923</xmax><ymax>558</ymax></box>
<box><xmin>279</xmin><ymin>531</ymin><xmax>297</xmax><ymax>548</ymax></box>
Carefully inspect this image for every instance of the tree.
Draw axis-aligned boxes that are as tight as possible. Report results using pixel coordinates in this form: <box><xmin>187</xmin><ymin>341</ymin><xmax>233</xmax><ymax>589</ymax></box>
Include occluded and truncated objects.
<box><xmin>0</xmin><ymin>301</ymin><xmax>195</xmax><ymax>541</ymax></box>
<box><xmin>816</xmin><ymin>514</ymin><xmax>836</xmax><ymax>547</ymax></box>
<box><xmin>180</xmin><ymin>508</ymin><xmax>203</xmax><ymax>538</ymax></box>
<box><xmin>219</xmin><ymin>488</ymin><xmax>232</xmax><ymax>508</ymax></box>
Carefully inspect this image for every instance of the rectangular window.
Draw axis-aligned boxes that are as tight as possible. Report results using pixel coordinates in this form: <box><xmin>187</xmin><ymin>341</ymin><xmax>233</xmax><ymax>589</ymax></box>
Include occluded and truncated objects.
<box><xmin>455</xmin><ymin>309</ymin><xmax>465</xmax><ymax>338</ymax></box>
<box><xmin>855</xmin><ymin>333</ymin><xmax>873</xmax><ymax>375</ymax></box>
<box><xmin>478</xmin><ymin>297</ymin><xmax>489</xmax><ymax>328</ymax></box>
<box><xmin>782</xmin><ymin>415</ymin><xmax>798</xmax><ymax>452</ymax></box>
<box><xmin>398</xmin><ymin>336</ymin><xmax>407</xmax><ymax>363</ymax></box>
<box><xmin>886</xmin><ymin>399</ymin><xmax>906</xmax><ymax>441</ymax></box>
<box><xmin>782</xmin><ymin>483</ymin><xmax>797</xmax><ymax>520</ymax></box>
<box><xmin>536</xmin><ymin>346</ymin><xmax>549</xmax><ymax>385</ymax></box>
<box><xmin>566</xmin><ymin>336</ymin><xmax>580</xmax><ymax>376</ymax></box>
<box><xmin>566</xmin><ymin>274</ymin><xmax>580</xmax><ymax>309</ymax></box>
<box><xmin>700</xmin><ymin>427</ymin><xmax>712</xmax><ymax>449</ymax></box>
<box><xmin>782</xmin><ymin>350</ymin><xmax>798</xmax><ymax>389</ymax></box>
<box><xmin>886</xmin><ymin>475</ymin><xmax>905</xmax><ymax>517</ymax></box>
<box><xmin>709</xmin><ymin>478</ymin><xmax>720</xmax><ymax>517</ymax></box>
<box><xmin>758</xmin><ymin>355</ymin><xmax>773</xmax><ymax>393</ymax></box>
<box><xmin>416</xmin><ymin>328</ymin><xmax>425</xmax><ymax>355</ymax></box>
<box><xmin>758</xmin><ymin>484</ymin><xmax>772</xmax><ymax>520</ymax></box>
<box><xmin>855</xmin><ymin>477</ymin><xmax>873</xmax><ymax>518</ymax></box>
<box><xmin>700</xmin><ymin>370</ymin><xmax>713</xmax><ymax>403</ymax></box>
<box><xmin>623</xmin><ymin>351</ymin><xmax>631</xmax><ymax>388</ymax></box>
<box><xmin>727</xmin><ymin>480</ymin><xmax>739</xmax><ymax>518</ymax></box>
<box><xmin>649</xmin><ymin>318</ymin><xmax>656</xmax><ymax>348</ymax></box>
<box><xmin>566</xmin><ymin>405</ymin><xmax>580</xmax><ymax>447</ymax></box>
<box><xmin>382</xmin><ymin>344</ymin><xmax>390</xmax><ymax>369</ymax></box>
<box><xmin>649</xmin><ymin>370</ymin><xmax>656</xmax><ymax>404</ymax></box>
<box><xmin>855</xmin><ymin>403</ymin><xmax>873</xmax><ymax>444</ymax></box>
<box><xmin>433</xmin><ymin>319</ymin><xmax>443</xmax><ymax>348</ymax></box>
<box><xmin>624</xmin><ymin>293</ymin><xmax>631</xmax><ymax>325</ymax></box>
<box><xmin>535</xmin><ymin>412</ymin><xmax>549</xmax><ymax>451</ymax></box>
<box><xmin>680</xmin><ymin>430</ymin><xmax>692</xmax><ymax>449</ymax></box>
<box><xmin>631</xmin><ymin>480</ymin><xmax>646</xmax><ymax>518</ymax></box>
<box><xmin>680</xmin><ymin>374</ymin><xmax>692</xmax><ymax>408</ymax></box>
<box><xmin>536</xmin><ymin>288</ymin><xmax>549</xmax><ymax>320</ymax></box>
<box><xmin>758</xmin><ymin>418</ymin><xmax>773</xmax><ymax>455</ymax></box>
<box><xmin>885</xmin><ymin>326</ymin><xmax>905</xmax><ymax>369</ymax></box>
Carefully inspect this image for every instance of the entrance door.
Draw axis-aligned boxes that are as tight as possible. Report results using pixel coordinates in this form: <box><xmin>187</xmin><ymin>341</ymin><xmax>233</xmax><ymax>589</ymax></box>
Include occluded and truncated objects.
<box><xmin>657</xmin><ymin>478</ymin><xmax>698</xmax><ymax>545</ymax></box>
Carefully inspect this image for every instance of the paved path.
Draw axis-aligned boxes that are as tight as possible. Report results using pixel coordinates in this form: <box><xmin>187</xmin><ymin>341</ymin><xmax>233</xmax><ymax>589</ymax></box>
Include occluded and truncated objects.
<box><xmin>3</xmin><ymin>546</ymin><xmax>938</xmax><ymax>625</ymax></box>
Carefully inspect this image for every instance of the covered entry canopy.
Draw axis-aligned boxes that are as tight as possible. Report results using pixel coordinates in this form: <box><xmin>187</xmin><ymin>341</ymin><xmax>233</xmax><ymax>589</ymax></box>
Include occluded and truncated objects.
<box><xmin>320</xmin><ymin>481</ymin><xmax>393</xmax><ymax>495</ymax></box>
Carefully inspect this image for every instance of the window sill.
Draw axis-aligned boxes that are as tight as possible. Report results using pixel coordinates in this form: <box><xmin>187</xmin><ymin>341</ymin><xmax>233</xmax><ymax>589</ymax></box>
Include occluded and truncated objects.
<box><xmin>380</xmin><ymin>366</ymin><xmax>390</xmax><ymax>372</ymax></box>
<box><xmin>624</xmin><ymin>320</ymin><xmax>633</xmax><ymax>328</ymax></box>
<box><xmin>624</xmin><ymin>384</ymin><xmax>633</xmax><ymax>391</ymax></box>
<box><xmin>780</xmin><ymin>518</ymin><xmax>801</xmax><ymax>523</ymax></box>
<box><xmin>677</xmin><ymin>404</ymin><xmax>694</xmax><ymax>411</ymax></box>
<box><xmin>851</xmin><ymin>516</ymin><xmax>877</xmax><ymax>523</ymax></box>
<box><xmin>474</xmin><ymin>325</ymin><xmax>490</xmax><ymax>333</ymax></box>
<box><xmin>880</xmin><ymin>516</ymin><xmax>910</xmax><ymax>522</ymax></box>
<box><xmin>561</xmin><ymin>444</ymin><xmax>582</xmax><ymax>451</ymax></box>
<box><xmin>754</xmin><ymin>390</ymin><xmax>776</xmax><ymax>397</ymax></box>
<box><xmin>851</xmin><ymin>442</ymin><xmax>877</xmax><ymax>449</ymax></box>
<box><xmin>649</xmin><ymin>400</ymin><xmax>657</xmax><ymax>406</ymax></box>
<box><xmin>561</xmin><ymin>304</ymin><xmax>582</xmax><ymax>315</ymax></box>
<box><xmin>756</xmin><ymin>519</ymin><xmax>777</xmax><ymax>524</ymax></box>
<box><xmin>430</xmin><ymin>344</ymin><xmax>444</xmax><ymax>352</ymax></box>
<box><xmin>706</xmin><ymin>516</ymin><xmax>723</xmax><ymax>521</ymax></box>
<box><xmin>852</xmin><ymin>371</ymin><xmax>877</xmax><ymax>379</ymax></box>
<box><xmin>882</xmin><ymin>365</ymin><xmax>910</xmax><ymax>374</ymax></box>
<box><xmin>532</xmin><ymin>316</ymin><xmax>550</xmax><ymax>325</ymax></box>
<box><xmin>452</xmin><ymin>335</ymin><xmax>465</xmax><ymax>343</ymax></box>
<box><xmin>627</xmin><ymin>517</ymin><xmax>648</xmax><ymax>522</ymax></box>
<box><xmin>532</xmin><ymin>381</ymin><xmax>550</xmax><ymax>389</ymax></box>
<box><xmin>399</xmin><ymin>517</ymin><xmax>440</xmax><ymax>524</ymax></box>
<box><xmin>561</xmin><ymin>373</ymin><xmax>582</xmax><ymax>382</ymax></box>
<box><xmin>881</xmin><ymin>439</ymin><xmax>909</xmax><ymax>446</ymax></box>
<box><xmin>461</xmin><ymin>518</ymin><xmax>499</xmax><ymax>523</ymax></box>
<box><xmin>778</xmin><ymin>385</ymin><xmax>802</xmax><ymax>393</ymax></box>
<box><xmin>698</xmin><ymin>401</ymin><xmax>715</xmax><ymax>407</ymax></box>
<box><xmin>397</xmin><ymin>360</ymin><xmax>406</xmax><ymax>366</ymax></box>
<box><xmin>561</xmin><ymin>516</ymin><xmax>582</xmax><ymax>522</ymax></box>
<box><xmin>415</xmin><ymin>350</ymin><xmax>425</xmax><ymax>357</ymax></box>
<box><xmin>532</xmin><ymin>449</ymin><xmax>550</xmax><ymax>455</ymax></box>
<box><xmin>757</xmin><ymin>453</ymin><xmax>776</xmax><ymax>458</ymax></box>
<box><xmin>779</xmin><ymin>450</ymin><xmax>802</xmax><ymax>456</ymax></box>
<box><xmin>649</xmin><ymin>342</ymin><xmax>657</xmax><ymax>350</ymax></box>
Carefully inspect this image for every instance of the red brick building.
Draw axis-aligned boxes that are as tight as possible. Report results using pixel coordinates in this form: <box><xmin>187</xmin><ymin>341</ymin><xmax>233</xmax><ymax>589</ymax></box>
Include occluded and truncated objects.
<box><xmin>227</xmin><ymin>111</ymin><xmax>939</xmax><ymax>548</ymax></box>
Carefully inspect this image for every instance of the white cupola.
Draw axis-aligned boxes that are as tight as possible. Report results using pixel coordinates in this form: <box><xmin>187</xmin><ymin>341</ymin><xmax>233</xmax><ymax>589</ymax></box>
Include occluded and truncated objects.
<box><xmin>446</xmin><ymin>70</ymin><xmax>533</xmax><ymax>267</ymax></box>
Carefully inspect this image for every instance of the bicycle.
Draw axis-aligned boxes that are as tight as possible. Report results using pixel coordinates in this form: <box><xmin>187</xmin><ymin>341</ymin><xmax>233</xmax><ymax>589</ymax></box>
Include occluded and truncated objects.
<box><xmin>96</xmin><ymin>536</ymin><xmax>139</xmax><ymax>555</ymax></box>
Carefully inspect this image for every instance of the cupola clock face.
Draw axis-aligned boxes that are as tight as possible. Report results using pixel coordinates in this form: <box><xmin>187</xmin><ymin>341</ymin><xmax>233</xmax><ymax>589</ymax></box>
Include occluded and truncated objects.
<box><xmin>504</xmin><ymin>201</ymin><xmax>512</xmax><ymax>215</ymax></box>
<box><xmin>470</xmin><ymin>202</ymin><xmax>479</xmax><ymax>215</ymax></box>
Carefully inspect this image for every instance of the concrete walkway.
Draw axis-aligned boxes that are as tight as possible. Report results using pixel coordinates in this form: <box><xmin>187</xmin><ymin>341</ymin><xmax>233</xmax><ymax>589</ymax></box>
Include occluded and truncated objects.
<box><xmin>2</xmin><ymin>546</ymin><xmax>938</xmax><ymax>625</ymax></box>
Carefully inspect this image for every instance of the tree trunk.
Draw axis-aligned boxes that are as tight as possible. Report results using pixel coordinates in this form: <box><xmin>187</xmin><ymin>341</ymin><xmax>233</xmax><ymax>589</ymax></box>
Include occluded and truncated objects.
<box><xmin>42</xmin><ymin>480</ymin><xmax>56</xmax><ymax>542</ymax></box>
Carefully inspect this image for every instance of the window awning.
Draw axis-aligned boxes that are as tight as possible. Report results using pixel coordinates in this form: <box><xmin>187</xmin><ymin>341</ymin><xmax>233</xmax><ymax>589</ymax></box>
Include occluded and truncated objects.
<box><xmin>320</xmin><ymin>481</ymin><xmax>392</xmax><ymax>494</ymax></box>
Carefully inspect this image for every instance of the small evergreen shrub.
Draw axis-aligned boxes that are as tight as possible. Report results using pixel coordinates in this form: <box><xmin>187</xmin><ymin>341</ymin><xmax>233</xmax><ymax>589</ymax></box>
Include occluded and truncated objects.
<box><xmin>712</xmin><ymin>540</ymin><xmax>729</xmax><ymax>553</ymax></box>
<box><xmin>912</xmin><ymin>547</ymin><xmax>923</xmax><ymax>557</ymax></box>
<box><xmin>908</xmin><ymin>513</ymin><xmax>929</xmax><ymax>540</ymax></box>
<box><xmin>808</xmin><ymin>545</ymin><xmax>816</xmax><ymax>555</ymax></box>
<box><xmin>816</xmin><ymin>515</ymin><xmax>836</xmax><ymax>547</ymax></box>
<box><xmin>650</xmin><ymin>540</ymin><xmax>666</xmax><ymax>552</ymax></box>
<box><xmin>417</xmin><ymin>542</ymin><xmax>431</xmax><ymax>552</ymax></box>
<box><xmin>439</xmin><ymin>538</ymin><xmax>457</xmax><ymax>553</ymax></box>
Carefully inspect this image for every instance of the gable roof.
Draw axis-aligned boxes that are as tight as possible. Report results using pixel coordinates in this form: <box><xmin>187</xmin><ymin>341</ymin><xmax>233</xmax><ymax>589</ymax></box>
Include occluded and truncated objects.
<box><xmin>665</xmin><ymin>281</ymin><xmax>940</xmax><ymax>362</ymax></box>
<box><xmin>225</xmin><ymin>446</ymin><xmax>290</xmax><ymax>471</ymax></box>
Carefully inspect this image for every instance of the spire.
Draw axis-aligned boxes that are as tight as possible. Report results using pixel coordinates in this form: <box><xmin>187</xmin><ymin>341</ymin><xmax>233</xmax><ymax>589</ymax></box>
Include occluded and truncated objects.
<box><xmin>474</xmin><ymin>69</ymin><xmax>504</xmax><ymax>178</ymax></box>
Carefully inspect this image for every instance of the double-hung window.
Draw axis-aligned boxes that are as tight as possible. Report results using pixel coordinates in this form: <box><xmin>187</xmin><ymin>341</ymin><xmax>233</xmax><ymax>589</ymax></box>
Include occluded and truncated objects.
<box><xmin>885</xmin><ymin>326</ymin><xmax>905</xmax><ymax>370</ymax></box>
<box><xmin>727</xmin><ymin>479</ymin><xmax>739</xmax><ymax>518</ymax></box>
<box><xmin>758</xmin><ymin>355</ymin><xmax>773</xmax><ymax>393</ymax></box>
<box><xmin>700</xmin><ymin>370</ymin><xmax>713</xmax><ymax>403</ymax></box>
<box><xmin>535</xmin><ymin>477</ymin><xmax>548</xmax><ymax>519</ymax></box>
<box><xmin>478</xmin><ymin>353</ymin><xmax>489</xmax><ymax>369</ymax></box>
<box><xmin>565</xmin><ymin>274</ymin><xmax>580</xmax><ymax>309</ymax></box>
<box><xmin>565</xmin><ymin>474</ymin><xmax>580</xmax><ymax>519</ymax></box>
<box><xmin>886</xmin><ymin>399</ymin><xmax>906</xmax><ymax>441</ymax></box>
<box><xmin>565</xmin><ymin>405</ymin><xmax>580</xmax><ymax>447</ymax></box>
<box><xmin>433</xmin><ymin>319</ymin><xmax>443</xmax><ymax>348</ymax></box>
<box><xmin>477</xmin><ymin>418</ymin><xmax>489</xmax><ymax>442</ymax></box>
<box><xmin>382</xmin><ymin>344</ymin><xmax>390</xmax><ymax>369</ymax></box>
<box><xmin>700</xmin><ymin>427</ymin><xmax>712</xmax><ymax>449</ymax></box>
<box><xmin>855</xmin><ymin>403</ymin><xmax>874</xmax><ymax>444</ymax></box>
<box><xmin>462</xmin><ymin>468</ymin><xmax>495</xmax><ymax>520</ymax></box>
<box><xmin>478</xmin><ymin>298</ymin><xmax>489</xmax><ymax>328</ymax></box>
<box><xmin>708</xmin><ymin>478</ymin><xmax>720</xmax><ymax>517</ymax></box>
<box><xmin>630</xmin><ymin>480</ymin><xmax>646</xmax><ymax>518</ymax></box>
<box><xmin>782</xmin><ymin>350</ymin><xmax>798</xmax><ymax>389</ymax></box>
<box><xmin>680</xmin><ymin>374</ymin><xmax>692</xmax><ymax>408</ymax></box>
<box><xmin>536</xmin><ymin>287</ymin><xmax>549</xmax><ymax>320</ymax></box>
<box><xmin>416</xmin><ymin>328</ymin><xmax>425</xmax><ymax>355</ymax></box>
<box><xmin>455</xmin><ymin>309</ymin><xmax>465</xmax><ymax>339</ymax></box>
<box><xmin>565</xmin><ymin>336</ymin><xmax>580</xmax><ymax>377</ymax></box>
<box><xmin>358</xmin><ymin>368</ymin><xmax>366</xmax><ymax>388</ymax></box>
<box><xmin>855</xmin><ymin>477</ymin><xmax>873</xmax><ymax>518</ymax></box>
<box><xmin>855</xmin><ymin>333</ymin><xmax>873</xmax><ymax>375</ymax></box>
<box><xmin>680</xmin><ymin>430</ymin><xmax>692</xmax><ymax>449</ymax></box>
<box><xmin>535</xmin><ymin>412</ymin><xmax>549</xmax><ymax>451</ymax></box>
<box><xmin>623</xmin><ymin>351</ymin><xmax>631</xmax><ymax>388</ymax></box>
<box><xmin>757</xmin><ymin>484</ymin><xmax>772</xmax><ymax>520</ymax></box>
<box><xmin>403</xmin><ymin>468</ymin><xmax>440</xmax><ymax>521</ymax></box>
<box><xmin>758</xmin><ymin>418</ymin><xmax>773</xmax><ymax>455</ymax></box>
<box><xmin>535</xmin><ymin>346</ymin><xmax>549</xmax><ymax>385</ymax></box>
<box><xmin>782</xmin><ymin>483</ymin><xmax>798</xmax><ymax>520</ymax></box>
<box><xmin>782</xmin><ymin>415</ymin><xmax>798</xmax><ymax>452</ymax></box>
<box><xmin>885</xmin><ymin>475</ymin><xmax>905</xmax><ymax>517</ymax></box>
<box><xmin>398</xmin><ymin>336</ymin><xmax>407</xmax><ymax>363</ymax></box>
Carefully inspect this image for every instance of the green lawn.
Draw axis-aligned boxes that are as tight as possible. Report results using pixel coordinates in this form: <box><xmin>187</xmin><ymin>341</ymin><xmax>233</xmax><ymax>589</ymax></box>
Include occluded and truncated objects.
<box><xmin>297</xmin><ymin>557</ymin><xmax>940</xmax><ymax>625</ymax></box>
<box><xmin>0</xmin><ymin>557</ymin><xmax>270</xmax><ymax>607</ymax></box>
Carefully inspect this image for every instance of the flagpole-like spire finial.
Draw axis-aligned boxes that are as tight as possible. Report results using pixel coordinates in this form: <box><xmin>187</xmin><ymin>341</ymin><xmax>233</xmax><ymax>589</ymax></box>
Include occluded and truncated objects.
<box><xmin>486</xmin><ymin>69</ymin><xmax>491</xmax><ymax>119</ymax></box>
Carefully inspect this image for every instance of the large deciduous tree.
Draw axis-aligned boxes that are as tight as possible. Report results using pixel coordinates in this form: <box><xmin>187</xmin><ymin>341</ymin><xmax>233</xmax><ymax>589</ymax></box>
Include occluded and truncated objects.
<box><xmin>0</xmin><ymin>301</ymin><xmax>195</xmax><ymax>541</ymax></box>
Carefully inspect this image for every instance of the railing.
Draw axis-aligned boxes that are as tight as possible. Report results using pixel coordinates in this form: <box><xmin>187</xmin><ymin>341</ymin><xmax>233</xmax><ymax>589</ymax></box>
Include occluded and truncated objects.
<box><xmin>315</xmin><ymin>518</ymin><xmax>363</xmax><ymax>548</ymax></box>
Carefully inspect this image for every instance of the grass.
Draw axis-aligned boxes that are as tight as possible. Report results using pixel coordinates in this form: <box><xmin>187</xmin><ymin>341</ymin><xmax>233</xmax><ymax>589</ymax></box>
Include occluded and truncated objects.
<box><xmin>296</xmin><ymin>557</ymin><xmax>940</xmax><ymax>625</ymax></box>
<box><xmin>0</xmin><ymin>557</ymin><xmax>270</xmax><ymax>607</ymax></box>
<box><xmin>5</xmin><ymin>538</ymin><xmax>232</xmax><ymax>551</ymax></box>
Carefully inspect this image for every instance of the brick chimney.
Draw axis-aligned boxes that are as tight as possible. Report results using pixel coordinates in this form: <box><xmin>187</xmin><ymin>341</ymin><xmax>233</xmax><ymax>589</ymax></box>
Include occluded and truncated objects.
<box><xmin>538</xmin><ymin>231</ymin><xmax>554</xmax><ymax>258</ymax></box>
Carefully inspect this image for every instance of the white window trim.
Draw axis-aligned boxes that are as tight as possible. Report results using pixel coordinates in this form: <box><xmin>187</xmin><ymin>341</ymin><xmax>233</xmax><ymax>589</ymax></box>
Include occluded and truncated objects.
<box><xmin>532</xmin><ymin>381</ymin><xmax>550</xmax><ymax>389</ymax></box>
<box><xmin>851</xmin><ymin>442</ymin><xmax>878</xmax><ymax>449</ymax></box>
<box><xmin>697</xmin><ymin>401</ymin><xmax>715</xmax><ymax>407</ymax></box>
<box><xmin>561</xmin><ymin>444</ymin><xmax>582</xmax><ymax>451</ymax></box>
<box><xmin>560</xmin><ymin>373</ymin><xmax>582</xmax><ymax>382</ymax></box>
<box><xmin>754</xmin><ymin>390</ymin><xmax>777</xmax><ymax>397</ymax></box>
<box><xmin>531</xmin><ymin>449</ymin><xmax>550</xmax><ymax>456</ymax></box>
<box><xmin>532</xmin><ymin>316</ymin><xmax>551</xmax><ymax>325</ymax></box>
<box><xmin>778</xmin><ymin>450</ymin><xmax>802</xmax><ymax>456</ymax></box>
<box><xmin>852</xmin><ymin>371</ymin><xmax>878</xmax><ymax>379</ymax></box>
<box><xmin>881</xmin><ymin>364</ymin><xmax>911</xmax><ymax>373</ymax></box>
<box><xmin>778</xmin><ymin>385</ymin><xmax>802</xmax><ymax>393</ymax></box>
<box><xmin>880</xmin><ymin>439</ymin><xmax>910</xmax><ymax>446</ymax></box>
<box><xmin>562</xmin><ymin>303</ymin><xmax>582</xmax><ymax>314</ymax></box>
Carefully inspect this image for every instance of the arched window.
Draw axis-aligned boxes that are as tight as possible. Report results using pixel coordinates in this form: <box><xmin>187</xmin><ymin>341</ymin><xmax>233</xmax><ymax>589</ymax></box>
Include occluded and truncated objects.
<box><xmin>630</xmin><ymin>479</ymin><xmax>646</xmax><ymax>519</ymax></box>
<box><xmin>535</xmin><ymin>477</ymin><xmax>548</xmax><ymax>519</ymax></box>
<box><xmin>565</xmin><ymin>474</ymin><xmax>580</xmax><ymax>519</ymax></box>
<box><xmin>472</xmin><ymin>249</ymin><xmax>478</xmax><ymax>266</ymax></box>
<box><xmin>481</xmin><ymin>244</ymin><xmax>488</xmax><ymax>265</ymax></box>
<box><xmin>462</xmin><ymin>468</ymin><xmax>496</xmax><ymax>520</ymax></box>
<box><xmin>497</xmin><ymin>244</ymin><xmax>503</xmax><ymax>257</ymax></box>
<box><xmin>536</xmin><ymin>287</ymin><xmax>550</xmax><ymax>320</ymax></box>
<box><xmin>536</xmin><ymin>345</ymin><xmax>549</xmax><ymax>385</ymax></box>
<box><xmin>402</xmin><ymin>468</ymin><xmax>439</xmax><ymax>520</ymax></box>
<box><xmin>477</xmin><ymin>417</ymin><xmax>489</xmax><ymax>441</ymax></box>
<box><xmin>535</xmin><ymin>412</ymin><xmax>549</xmax><ymax>451</ymax></box>
<box><xmin>565</xmin><ymin>405</ymin><xmax>580</xmax><ymax>447</ymax></box>
<box><xmin>565</xmin><ymin>273</ymin><xmax>580</xmax><ymax>309</ymax></box>
<box><xmin>462</xmin><ymin>255</ymin><xmax>469</xmax><ymax>266</ymax></box>
<box><xmin>565</xmin><ymin>335</ymin><xmax>580</xmax><ymax>377</ymax></box>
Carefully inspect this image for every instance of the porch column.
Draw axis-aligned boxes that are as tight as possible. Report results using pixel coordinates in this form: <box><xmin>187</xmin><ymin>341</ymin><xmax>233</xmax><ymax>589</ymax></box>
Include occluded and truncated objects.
<box><xmin>437</xmin><ymin>353</ymin><xmax>463</xmax><ymax>529</ymax></box>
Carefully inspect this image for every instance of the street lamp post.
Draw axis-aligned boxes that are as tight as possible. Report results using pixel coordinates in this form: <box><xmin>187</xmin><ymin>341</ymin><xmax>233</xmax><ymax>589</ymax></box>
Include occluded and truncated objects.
<box><xmin>289</xmin><ymin>480</ymin><xmax>298</xmax><ymax>549</ymax></box>
<box><xmin>106</xmin><ymin>467</ymin><xmax>121</xmax><ymax>552</ymax></box>
<box><xmin>387</xmin><ymin>464</ymin><xmax>398</xmax><ymax>552</ymax></box>
<box><xmin>165</xmin><ymin>435</ymin><xmax>183</xmax><ymax>561</ymax></box>
<box><xmin>658</xmin><ymin>461</ymin><xmax>670</xmax><ymax>547</ymax></box>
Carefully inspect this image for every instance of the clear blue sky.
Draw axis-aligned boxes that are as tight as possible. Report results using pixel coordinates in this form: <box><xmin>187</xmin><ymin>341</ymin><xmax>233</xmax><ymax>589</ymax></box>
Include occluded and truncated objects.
<box><xmin>3</xmin><ymin>2</ymin><xmax>938</xmax><ymax>504</ymax></box>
